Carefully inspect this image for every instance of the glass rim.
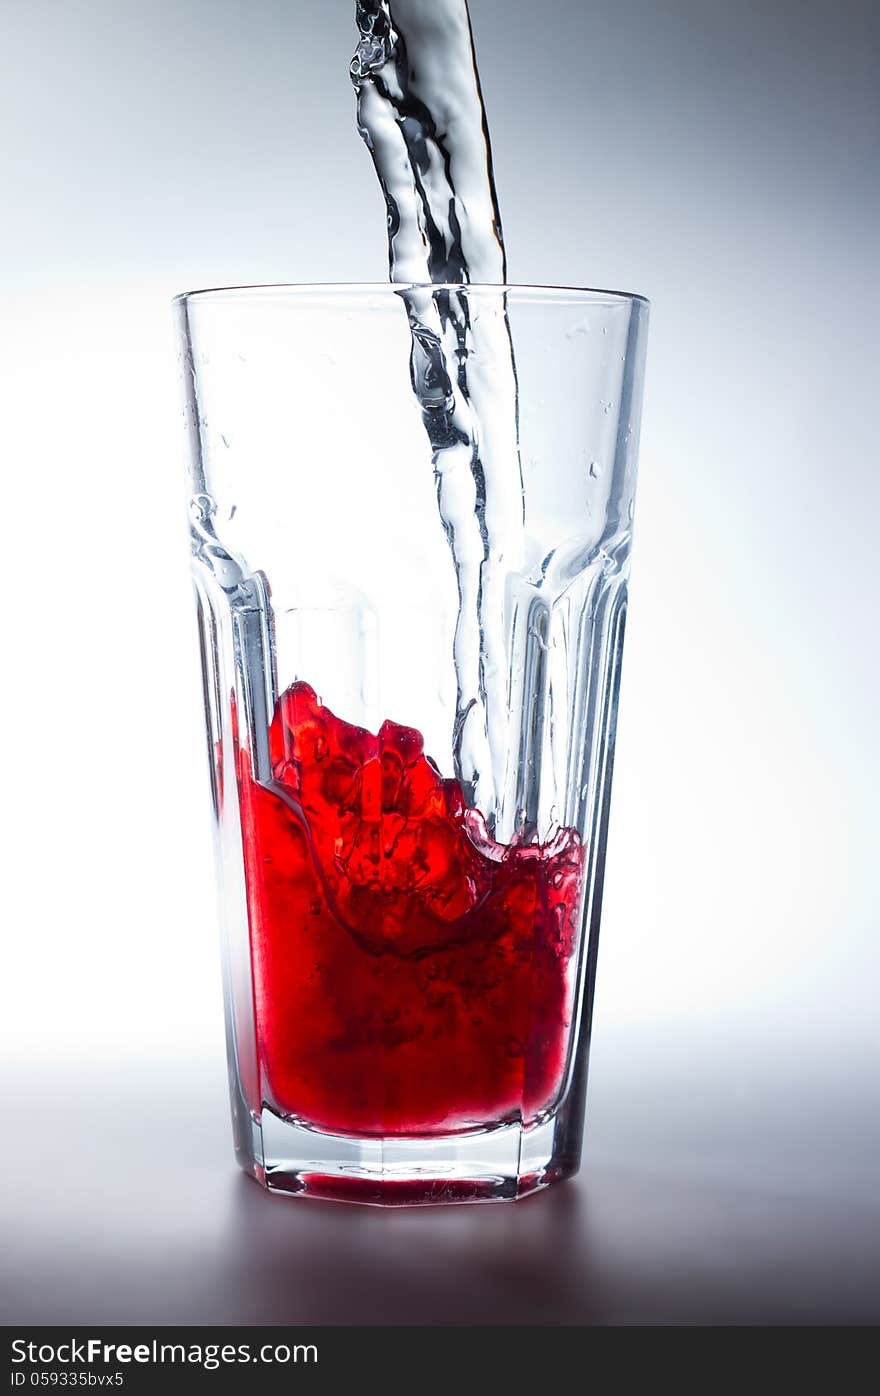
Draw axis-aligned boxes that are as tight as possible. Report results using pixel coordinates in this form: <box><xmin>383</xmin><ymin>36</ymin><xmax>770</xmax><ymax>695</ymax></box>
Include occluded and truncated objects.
<box><xmin>174</xmin><ymin>280</ymin><xmax>649</xmax><ymax>309</ymax></box>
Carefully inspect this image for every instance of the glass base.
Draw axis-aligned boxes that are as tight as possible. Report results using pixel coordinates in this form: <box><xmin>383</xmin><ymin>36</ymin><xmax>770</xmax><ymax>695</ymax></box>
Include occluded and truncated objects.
<box><xmin>241</xmin><ymin>1107</ymin><xmax>580</xmax><ymax>1206</ymax></box>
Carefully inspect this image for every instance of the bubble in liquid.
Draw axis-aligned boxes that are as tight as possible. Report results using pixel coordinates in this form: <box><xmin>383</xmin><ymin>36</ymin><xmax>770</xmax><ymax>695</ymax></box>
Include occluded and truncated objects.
<box><xmin>190</xmin><ymin>492</ymin><xmax>216</xmax><ymax>523</ymax></box>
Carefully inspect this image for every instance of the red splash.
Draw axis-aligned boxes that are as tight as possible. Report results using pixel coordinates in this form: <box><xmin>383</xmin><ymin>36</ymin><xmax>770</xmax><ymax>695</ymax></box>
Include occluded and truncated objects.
<box><xmin>238</xmin><ymin>682</ymin><xmax>584</xmax><ymax>1136</ymax></box>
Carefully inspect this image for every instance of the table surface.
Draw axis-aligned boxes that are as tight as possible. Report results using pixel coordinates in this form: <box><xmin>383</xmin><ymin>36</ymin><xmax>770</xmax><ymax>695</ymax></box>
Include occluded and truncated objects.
<box><xmin>4</xmin><ymin>1032</ymin><xmax>879</xmax><ymax>1326</ymax></box>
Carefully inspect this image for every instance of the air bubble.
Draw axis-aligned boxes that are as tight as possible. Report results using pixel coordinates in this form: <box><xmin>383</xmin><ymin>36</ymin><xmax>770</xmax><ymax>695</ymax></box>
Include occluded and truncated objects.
<box><xmin>190</xmin><ymin>493</ymin><xmax>216</xmax><ymax>523</ymax></box>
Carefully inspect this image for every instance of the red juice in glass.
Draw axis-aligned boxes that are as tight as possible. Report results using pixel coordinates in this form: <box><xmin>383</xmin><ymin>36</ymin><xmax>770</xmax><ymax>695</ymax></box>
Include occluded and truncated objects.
<box><xmin>238</xmin><ymin>682</ymin><xmax>585</xmax><ymax>1137</ymax></box>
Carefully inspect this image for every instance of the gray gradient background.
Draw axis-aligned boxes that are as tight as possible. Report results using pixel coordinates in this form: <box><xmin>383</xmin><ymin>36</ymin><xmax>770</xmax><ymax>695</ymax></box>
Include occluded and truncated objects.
<box><xmin>1</xmin><ymin>0</ymin><xmax>878</xmax><ymax>1325</ymax></box>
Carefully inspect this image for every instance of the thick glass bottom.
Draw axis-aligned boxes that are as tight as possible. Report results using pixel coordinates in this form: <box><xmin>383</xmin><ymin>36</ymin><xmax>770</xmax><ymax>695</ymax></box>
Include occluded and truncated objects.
<box><xmin>241</xmin><ymin>1106</ymin><xmax>581</xmax><ymax>1206</ymax></box>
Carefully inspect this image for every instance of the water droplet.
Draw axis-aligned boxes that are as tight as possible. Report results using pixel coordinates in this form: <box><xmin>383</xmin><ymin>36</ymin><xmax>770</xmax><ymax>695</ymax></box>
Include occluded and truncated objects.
<box><xmin>589</xmin><ymin>460</ymin><xmax>602</xmax><ymax>479</ymax></box>
<box><xmin>220</xmin><ymin>433</ymin><xmax>230</xmax><ymax>448</ymax></box>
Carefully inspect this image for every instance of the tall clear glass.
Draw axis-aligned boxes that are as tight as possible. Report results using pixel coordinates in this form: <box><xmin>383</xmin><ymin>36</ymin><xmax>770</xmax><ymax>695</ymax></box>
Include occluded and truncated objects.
<box><xmin>176</xmin><ymin>283</ymin><xmax>649</xmax><ymax>1204</ymax></box>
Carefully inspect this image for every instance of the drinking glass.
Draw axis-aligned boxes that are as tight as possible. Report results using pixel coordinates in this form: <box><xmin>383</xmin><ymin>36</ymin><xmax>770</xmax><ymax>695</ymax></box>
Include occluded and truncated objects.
<box><xmin>176</xmin><ymin>283</ymin><xmax>649</xmax><ymax>1204</ymax></box>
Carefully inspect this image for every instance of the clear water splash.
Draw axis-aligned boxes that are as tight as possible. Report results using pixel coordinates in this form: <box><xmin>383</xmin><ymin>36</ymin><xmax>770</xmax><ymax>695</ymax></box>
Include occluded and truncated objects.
<box><xmin>352</xmin><ymin>0</ymin><xmax>524</xmax><ymax>826</ymax></box>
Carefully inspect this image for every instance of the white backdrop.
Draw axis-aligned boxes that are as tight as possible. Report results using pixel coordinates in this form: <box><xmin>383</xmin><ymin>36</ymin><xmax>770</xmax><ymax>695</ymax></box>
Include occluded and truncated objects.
<box><xmin>1</xmin><ymin>0</ymin><xmax>877</xmax><ymax>1081</ymax></box>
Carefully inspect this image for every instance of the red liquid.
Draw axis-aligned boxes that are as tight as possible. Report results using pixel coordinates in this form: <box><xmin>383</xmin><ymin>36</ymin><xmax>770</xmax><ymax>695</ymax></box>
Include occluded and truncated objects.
<box><xmin>238</xmin><ymin>682</ymin><xmax>585</xmax><ymax>1136</ymax></box>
